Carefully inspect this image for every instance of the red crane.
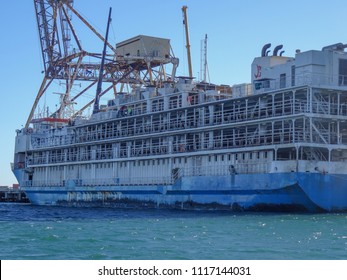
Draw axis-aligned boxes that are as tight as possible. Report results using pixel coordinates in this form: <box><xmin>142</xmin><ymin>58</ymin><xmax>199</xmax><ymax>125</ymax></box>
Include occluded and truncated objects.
<box><xmin>27</xmin><ymin>0</ymin><xmax>178</xmax><ymax>128</ymax></box>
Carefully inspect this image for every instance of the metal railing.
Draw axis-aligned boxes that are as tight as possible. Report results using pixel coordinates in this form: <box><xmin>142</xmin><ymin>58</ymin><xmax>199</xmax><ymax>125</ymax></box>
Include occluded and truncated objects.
<box><xmin>23</xmin><ymin>176</ymin><xmax>173</xmax><ymax>187</ymax></box>
<box><xmin>22</xmin><ymin>161</ymin><xmax>272</xmax><ymax>188</ymax></box>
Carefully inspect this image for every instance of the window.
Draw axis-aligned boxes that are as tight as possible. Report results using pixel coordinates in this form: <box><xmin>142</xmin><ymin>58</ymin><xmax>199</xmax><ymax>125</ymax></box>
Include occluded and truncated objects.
<box><xmin>339</xmin><ymin>59</ymin><xmax>347</xmax><ymax>85</ymax></box>
<box><xmin>254</xmin><ymin>82</ymin><xmax>262</xmax><ymax>90</ymax></box>
<box><xmin>280</xmin><ymin>74</ymin><xmax>286</xmax><ymax>88</ymax></box>
<box><xmin>254</xmin><ymin>79</ymin><xmax>270</xmax><ymax>90</ymax></box>
<box><xmin>291</xmin><ymin>66</ymin><xmax>295</xmax><ymax>86</ymax></box>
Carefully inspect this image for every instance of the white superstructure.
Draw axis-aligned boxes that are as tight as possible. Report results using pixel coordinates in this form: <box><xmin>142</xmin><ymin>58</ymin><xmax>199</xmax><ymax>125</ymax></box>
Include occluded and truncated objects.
<box><xmin>12</xmin><ymin>42</ymin><xmax>347</xmax><ymax>211</ymax></box>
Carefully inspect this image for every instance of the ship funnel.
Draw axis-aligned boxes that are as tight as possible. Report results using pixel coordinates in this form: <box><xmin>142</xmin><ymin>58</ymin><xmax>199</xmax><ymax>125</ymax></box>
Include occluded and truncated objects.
<box><xmin>261</xmin><ymin>43</ymin><xmax>271</xmax><ymax>57</ymax></box>
<box><xmin>322</xmin><ymin>43</ymin><xmax>347</xmax><ymax>51</ymax></box>
<box><xmin>273</xmin><ymin>45</ymin><xmax>283</xmax><ymax>56</ymax></box>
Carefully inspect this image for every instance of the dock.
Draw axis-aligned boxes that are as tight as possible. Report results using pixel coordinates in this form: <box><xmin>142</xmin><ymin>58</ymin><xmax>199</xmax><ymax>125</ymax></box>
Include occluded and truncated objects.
<box><xmin>0</xmin><ymin>187</ymin><xmax>30</xmax><ymax>203</ymax></box>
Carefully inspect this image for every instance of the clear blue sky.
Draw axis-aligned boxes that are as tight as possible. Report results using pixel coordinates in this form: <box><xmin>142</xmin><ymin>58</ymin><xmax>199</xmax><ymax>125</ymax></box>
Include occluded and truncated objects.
<box><xmin>1</xmin><ymin>0</ymin><xmax>346</xmax><ymax>186</ymax></box>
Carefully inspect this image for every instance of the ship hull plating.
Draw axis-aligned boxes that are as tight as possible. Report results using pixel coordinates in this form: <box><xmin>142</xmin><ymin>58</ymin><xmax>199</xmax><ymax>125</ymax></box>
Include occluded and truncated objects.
<box><xmin>20</xmin><ymin>172</ymin><xmax>347</xmax><ymax>212</ymax></box>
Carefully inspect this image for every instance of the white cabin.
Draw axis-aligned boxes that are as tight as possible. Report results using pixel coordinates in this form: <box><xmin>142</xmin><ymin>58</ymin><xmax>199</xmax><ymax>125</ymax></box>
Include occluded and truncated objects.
<box><xmin>248</xmin><ymin>43</ymin><xmax>347</xmax><ymax>94</ymax></box>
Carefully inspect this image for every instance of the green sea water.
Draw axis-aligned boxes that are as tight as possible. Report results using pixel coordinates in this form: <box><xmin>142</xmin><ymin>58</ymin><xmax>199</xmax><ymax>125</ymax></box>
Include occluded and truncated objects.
<box><xmin>0</xmin><ymin>204</ymin><xmax>346</xmax><ymax>260</ymax></box>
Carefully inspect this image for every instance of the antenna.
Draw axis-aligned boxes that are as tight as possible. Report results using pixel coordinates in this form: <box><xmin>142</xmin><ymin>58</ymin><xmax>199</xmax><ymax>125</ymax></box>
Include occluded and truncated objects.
<box><xmin>200</xmin><ymin>34</ymin><xmax>209</xmax><ymax>83</ymax></box>
<box><xmin>203</xmin><ymin>34</ymin><xmax>208</xmax><ymax>82</ymax></box>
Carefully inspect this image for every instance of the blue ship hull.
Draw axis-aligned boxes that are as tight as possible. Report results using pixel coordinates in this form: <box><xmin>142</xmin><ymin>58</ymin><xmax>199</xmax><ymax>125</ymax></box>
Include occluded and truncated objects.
<box><xmin>19</xmin><ymin>172</ymin><xmax>347</xmax><ymax>212</ymax></box>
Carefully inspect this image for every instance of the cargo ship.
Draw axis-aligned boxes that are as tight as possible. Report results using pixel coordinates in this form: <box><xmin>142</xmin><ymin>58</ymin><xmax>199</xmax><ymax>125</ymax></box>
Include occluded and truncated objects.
<box><xmin>12</xmin><ymin>1</ymin><xmax>347</xmax><ymax>211</ymax></box>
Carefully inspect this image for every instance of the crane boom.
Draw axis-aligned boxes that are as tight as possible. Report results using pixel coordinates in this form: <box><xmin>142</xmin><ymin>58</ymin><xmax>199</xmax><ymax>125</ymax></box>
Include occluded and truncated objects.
<box><xmin>182</xmin><ymin>6</ymin><xmax>193</xmax><ymax>78</ymax></box>
<box><xmin>93</xmin><ymin>7</ymin><xmax>112</xmax><ymax>114</ymax></box>
<box><xmin>34</xmin><ymin>0</ymin><xmax>64</xmax><ymax>75</ymax></box>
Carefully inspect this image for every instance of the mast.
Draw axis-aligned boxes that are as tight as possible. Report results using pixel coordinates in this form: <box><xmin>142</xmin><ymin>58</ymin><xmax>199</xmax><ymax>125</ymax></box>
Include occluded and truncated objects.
<box><xmin>93</xmin><ymin>7</ymin><xmax>112</xmax><ymax>114</ymax></box>
<box><xmin>203</xmin><ymin>34</ymin><xmax>208</xmax><ymax>83</ymax></box>
<box><xmin>182</xmin><ymin>6</ymin><xmax>193</xmax><ymax>78</ymax></box>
